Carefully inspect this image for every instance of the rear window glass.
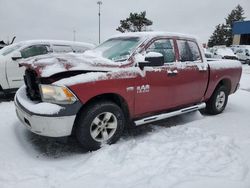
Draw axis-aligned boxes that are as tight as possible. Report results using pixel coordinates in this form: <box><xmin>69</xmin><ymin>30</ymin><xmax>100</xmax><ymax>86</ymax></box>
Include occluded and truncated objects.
<box><xmin>177</xmin><ymin>40</ymin><xmax>201</xmax><ymax>62</ymax></box>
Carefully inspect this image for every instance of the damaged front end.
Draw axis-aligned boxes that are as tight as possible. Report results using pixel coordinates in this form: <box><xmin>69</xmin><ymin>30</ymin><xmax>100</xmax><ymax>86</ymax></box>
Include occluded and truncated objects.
<box><xmin>23</xmin><ymin>68</ymin><xmax>105</xmax><ymax>102</ymax></box>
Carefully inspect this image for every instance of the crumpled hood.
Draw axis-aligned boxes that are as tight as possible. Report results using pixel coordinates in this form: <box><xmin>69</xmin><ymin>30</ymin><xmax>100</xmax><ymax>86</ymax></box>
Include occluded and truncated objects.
<box><xmin>20</xmin><ymin>50</ymin><xmax>127</xmax><ymax>77</ymax></box>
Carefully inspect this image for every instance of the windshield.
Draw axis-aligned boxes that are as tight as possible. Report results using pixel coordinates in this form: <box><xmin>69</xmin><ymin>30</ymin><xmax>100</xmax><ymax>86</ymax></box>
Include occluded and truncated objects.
<box><xmin>0</xmin><ymin>43</ymin><xmax>23</xmax><ymax>56</ymax></box>
<box><xmin>94</xmin><ymin>37</ymin><xmax>142</xmax><ymax>62</ymax></box>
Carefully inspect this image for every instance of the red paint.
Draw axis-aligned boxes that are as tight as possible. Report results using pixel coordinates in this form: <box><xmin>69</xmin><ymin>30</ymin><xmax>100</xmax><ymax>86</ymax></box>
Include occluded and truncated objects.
<box><xmin>21</xmin><ymin>34</ymin><xmax>242</xmax><ymax>120</ymax></box>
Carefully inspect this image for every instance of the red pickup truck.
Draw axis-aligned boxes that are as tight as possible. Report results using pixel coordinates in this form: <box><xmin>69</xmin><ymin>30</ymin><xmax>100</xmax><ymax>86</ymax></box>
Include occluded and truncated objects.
<box><xmin>15</xmin><ymin>32</ymin><xmax>242</xmax><ymax>150</ymax></box>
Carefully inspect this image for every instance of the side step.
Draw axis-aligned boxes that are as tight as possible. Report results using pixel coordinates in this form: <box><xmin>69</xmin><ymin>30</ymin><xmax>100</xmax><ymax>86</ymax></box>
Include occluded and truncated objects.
<box><xmin>134</xmin><ymin>103</ymin><xmax>206</xmax><ymax>126</ymax></box>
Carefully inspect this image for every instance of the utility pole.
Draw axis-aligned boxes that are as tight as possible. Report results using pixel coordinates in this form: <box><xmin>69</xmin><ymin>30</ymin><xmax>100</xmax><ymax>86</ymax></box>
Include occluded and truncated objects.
<box><xmin>73</xmin><ymin>30</ymin><xmax>76</xmax><ymax>41</ymax></box>
<box><xmin>97</xmin><ymin>1</ymin><xmax>102</xmax><ymax>44</ymax></box>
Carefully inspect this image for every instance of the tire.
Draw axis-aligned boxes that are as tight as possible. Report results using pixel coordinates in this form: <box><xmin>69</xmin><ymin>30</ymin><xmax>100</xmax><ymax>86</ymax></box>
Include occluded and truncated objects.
<box><xmin>205</xmin><ymin>85</ymin><xmax>229</xmax><ymax>115</ymax></box>
<box><xmin>75</xmin><ymin>101</ymin><xmax>125</xmax><ymax>151</ymax></box>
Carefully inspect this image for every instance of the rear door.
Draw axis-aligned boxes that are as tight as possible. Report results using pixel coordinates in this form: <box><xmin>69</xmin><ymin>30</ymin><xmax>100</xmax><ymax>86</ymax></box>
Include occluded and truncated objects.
<box><xmin>6</xmin><ymin>44</ymin><xmax>50</xmax><ymax>89</ymax></box>
<box><xmin>173</xmin><ymin>39</ymin><xmax>209</xmax><ymax>107</ymax></box>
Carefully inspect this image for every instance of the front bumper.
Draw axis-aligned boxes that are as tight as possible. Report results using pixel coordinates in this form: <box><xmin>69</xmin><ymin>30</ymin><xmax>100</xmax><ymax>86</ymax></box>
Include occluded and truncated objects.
<box><xmin>15</xmin><ymin>86</ymin><xmax>81</xmax><ymax>137</ymax></box>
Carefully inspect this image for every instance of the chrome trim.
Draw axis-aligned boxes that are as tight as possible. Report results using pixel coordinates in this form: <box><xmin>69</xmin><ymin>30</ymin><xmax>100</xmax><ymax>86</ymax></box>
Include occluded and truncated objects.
<box><xmin>134</xmin><ymin>103</ymin><xmax>206</xmax><ymax>126</ymax></box>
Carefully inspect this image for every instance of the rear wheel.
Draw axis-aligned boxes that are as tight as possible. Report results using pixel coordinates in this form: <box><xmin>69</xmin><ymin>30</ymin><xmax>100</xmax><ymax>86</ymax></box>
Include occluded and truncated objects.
<box><xmin>206</xmin><ymin>85</ymin><xmax>229</xmax><ymax>115</ymax></box>
<box><xmin>75</xmin><ymin>101</ymin><xmax>125</xmax><ymax>151</ymax></box>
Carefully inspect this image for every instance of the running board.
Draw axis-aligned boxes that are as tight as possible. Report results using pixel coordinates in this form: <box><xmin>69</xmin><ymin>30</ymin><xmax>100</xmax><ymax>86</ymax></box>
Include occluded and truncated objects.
<box><xmin>134</xmin><ymin>103</ymin><xmax>206</xmax><ymax>126</ymax></box>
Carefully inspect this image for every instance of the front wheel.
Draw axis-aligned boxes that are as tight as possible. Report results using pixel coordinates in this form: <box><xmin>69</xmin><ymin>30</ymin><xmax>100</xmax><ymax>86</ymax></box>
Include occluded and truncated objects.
<box><xmin>75</xmin><ymin>101</ymin><xmax>125</xmax><ymax>151</ymax></box>
<box><xmin>205</xmin><ymin>85</ymin><xmax>229</xmax><ymax>115</ymax></box>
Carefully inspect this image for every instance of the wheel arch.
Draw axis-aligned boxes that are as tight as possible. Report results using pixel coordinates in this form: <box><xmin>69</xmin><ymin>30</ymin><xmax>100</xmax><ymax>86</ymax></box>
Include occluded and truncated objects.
<box><xmin>72</xmin><ymin>93</ymin><xmax>131</xmax><ymax>134</ymax></box>
<box><xmin>216</xmin><ymin>78</ymin><xmax>231</xmax><ymax>94</ymax></box>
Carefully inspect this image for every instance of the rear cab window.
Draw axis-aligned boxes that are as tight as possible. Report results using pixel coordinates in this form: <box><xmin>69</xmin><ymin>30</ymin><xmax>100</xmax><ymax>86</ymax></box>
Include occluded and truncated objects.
<box><xmin>177</xmin><ymin>40</ymin><xmax>202</xmax><ymax>62</ymax></box>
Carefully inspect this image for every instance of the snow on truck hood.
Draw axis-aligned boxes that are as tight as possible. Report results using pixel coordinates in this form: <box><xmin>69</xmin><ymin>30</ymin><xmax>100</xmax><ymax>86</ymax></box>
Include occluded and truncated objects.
<box><xmin>20</xmin><ymin>50</ymin><xmax>128</xmax><ymax>77</ymax></box>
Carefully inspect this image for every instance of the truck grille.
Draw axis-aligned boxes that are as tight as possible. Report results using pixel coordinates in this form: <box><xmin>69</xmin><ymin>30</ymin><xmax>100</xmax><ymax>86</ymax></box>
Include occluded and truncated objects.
<box><xmin>24</xmin><ymin>69</ymin><xmax>41</xmax><ymax>101</ymax></box>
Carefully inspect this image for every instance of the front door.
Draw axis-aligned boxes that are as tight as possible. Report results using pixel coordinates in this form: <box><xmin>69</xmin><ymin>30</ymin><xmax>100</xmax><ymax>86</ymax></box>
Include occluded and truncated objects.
<box><xmin>134</xmin><ymin>38</ymin><xmax>178</xmax><ymax>117</ymax></box>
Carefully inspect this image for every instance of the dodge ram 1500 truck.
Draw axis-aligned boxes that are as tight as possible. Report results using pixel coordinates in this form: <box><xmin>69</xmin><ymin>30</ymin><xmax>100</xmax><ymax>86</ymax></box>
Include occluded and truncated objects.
<box><xmin>14</xmin><ymin>32</ymin><xmax>242</xmax><ymax>150</ymax></box>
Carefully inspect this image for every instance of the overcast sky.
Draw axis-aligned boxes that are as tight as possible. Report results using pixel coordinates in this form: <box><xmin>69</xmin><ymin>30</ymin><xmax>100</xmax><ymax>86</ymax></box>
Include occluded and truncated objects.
<box><xmin>0</xmin><ymin>0</ymin><xmax>249</xmax><ymax>45</ymax></box>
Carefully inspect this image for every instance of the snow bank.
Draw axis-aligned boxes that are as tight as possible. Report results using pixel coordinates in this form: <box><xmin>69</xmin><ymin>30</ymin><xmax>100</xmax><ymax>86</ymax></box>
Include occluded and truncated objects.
<box><xmin>0</xmin><ymin>56</ymin><xmax>250</xmax><ymax>188</ymax></box>
<box><xmin>15</xmin><ymin>86</ymin><xmax>63</xmax><ymax>115</ymax></box>
<box><xmin>84</xmin><ymin>126</ymin><xmax>247</xmax><ymax>187</ymax></box>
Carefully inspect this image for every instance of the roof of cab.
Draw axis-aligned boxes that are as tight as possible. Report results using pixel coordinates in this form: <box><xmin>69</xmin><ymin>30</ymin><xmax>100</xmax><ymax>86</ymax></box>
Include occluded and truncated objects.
<box><xmin>110</xmin><ymin>31</ymin><xmax>198</xmax><ymax>40</ymax></box>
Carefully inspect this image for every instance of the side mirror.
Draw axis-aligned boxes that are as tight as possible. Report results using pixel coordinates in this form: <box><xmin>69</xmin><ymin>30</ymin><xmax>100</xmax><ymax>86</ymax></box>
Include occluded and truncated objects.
<box><xmin>138</xmin><ymin>52</ymin><xmax>164</xmax><ymax>69</ymax></box>
<box><xmin>11</xmin><ymin>51</ymin><xmax>22</xmax><ymax>60</ymax></box>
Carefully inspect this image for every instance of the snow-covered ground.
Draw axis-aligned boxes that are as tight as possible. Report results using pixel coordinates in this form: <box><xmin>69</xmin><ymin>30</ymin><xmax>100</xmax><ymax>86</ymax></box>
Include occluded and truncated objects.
<box><xmin>0</xmin><ymin>65</ymin><xmax>250</xmax><ymax>188</ymax></box>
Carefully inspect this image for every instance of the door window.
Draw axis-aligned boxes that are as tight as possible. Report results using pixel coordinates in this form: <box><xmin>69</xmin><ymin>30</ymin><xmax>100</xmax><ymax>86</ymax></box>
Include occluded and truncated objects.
<box><xmin>177</xmin><ymin>40</ymin><xmax>202</xmax><ymax>62</ymax></box>
<box><xmin>146</xmin><ymin>39</ymin><xmax>176</xmax><ymax>63</ymax></box>
<box><xmin>21</xmin><ymin>45</ymin><xmax>49</xmax><ymax>58</ymax></box>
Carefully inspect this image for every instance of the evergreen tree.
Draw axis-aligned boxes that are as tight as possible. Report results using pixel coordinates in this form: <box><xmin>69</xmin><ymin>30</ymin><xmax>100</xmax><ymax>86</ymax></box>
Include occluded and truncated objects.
<box><xmin>208</xmin><ymin>4</ymin><xmax>245</xmax><ymax>47</ymax></box>
<box><xmin>224</xmin><ymin>4</ymin><xmax>245</xmax><ymax>46</ymax></box>
<box><xmin>208</xmin><ymin>24</ymin><xmax>227</xmax><ymax>47</ymax></box>
<box><xmin>116</xmin><ymin>11</ymin><xmax>153</xmax><ymax>33</ymax></box>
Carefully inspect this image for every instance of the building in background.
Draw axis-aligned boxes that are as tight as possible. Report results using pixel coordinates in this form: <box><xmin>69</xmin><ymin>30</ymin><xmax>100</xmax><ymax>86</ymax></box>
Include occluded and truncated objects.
<box><xmin>233</xmin><ymin>20</ymin><xmax>250</xmax><ymax>45</ymax></box>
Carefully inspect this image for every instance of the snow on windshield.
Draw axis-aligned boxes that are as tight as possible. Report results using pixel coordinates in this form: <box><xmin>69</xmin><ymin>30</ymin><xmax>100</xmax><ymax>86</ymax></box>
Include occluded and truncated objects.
<box><xmin>93</xmin><ymin>37</ymin><xmax>143</xmax><ymax>62</ymax></box>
